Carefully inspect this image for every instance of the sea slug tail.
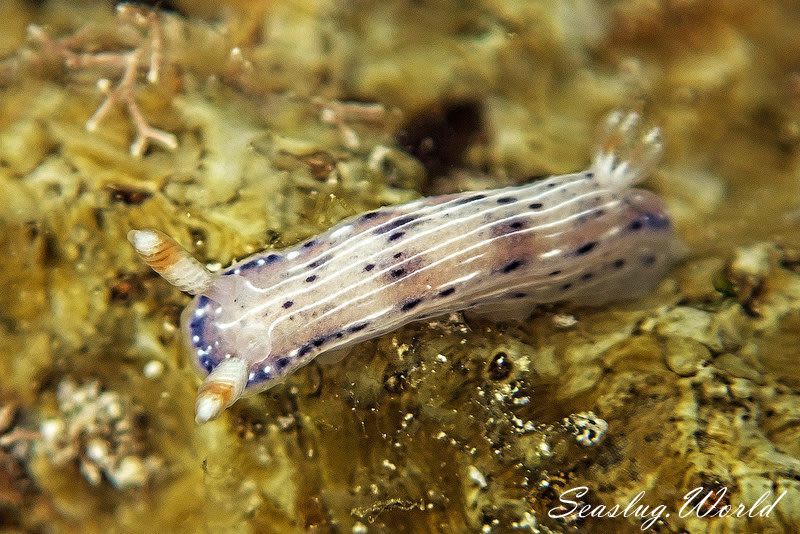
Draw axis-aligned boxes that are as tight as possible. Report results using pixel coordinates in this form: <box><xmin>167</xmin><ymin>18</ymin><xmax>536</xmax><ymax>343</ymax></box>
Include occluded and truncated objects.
<box><xmin>195</xmin><ymin>357</ymin><xmax>248</xmax><ymax>423</ymax></box>
<box><xmin>591</xmin><ymin>109</ymin><xmax>663</xmax><ymax>190</ymax></box>
<box><xmin>128</xmin><ymin>229</ymin><xmax>213</xmax><ymax>295</ymax></box>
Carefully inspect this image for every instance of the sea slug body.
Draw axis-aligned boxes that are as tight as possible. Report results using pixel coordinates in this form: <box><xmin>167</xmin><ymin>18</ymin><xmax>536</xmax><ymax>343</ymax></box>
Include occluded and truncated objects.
<box><xmin>129</xmin><ymin>110</ymin><xmax>683</xmax><ymax>423</ymax></box>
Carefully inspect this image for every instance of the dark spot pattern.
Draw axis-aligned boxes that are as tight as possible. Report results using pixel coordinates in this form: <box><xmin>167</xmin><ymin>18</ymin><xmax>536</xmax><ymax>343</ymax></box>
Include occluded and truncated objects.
<box><xmin>388</xmin><ymin>231</ymin><xmax>405</xmax><ymax>241</ymax></box>
<box><xmin>512</xmin><ymin>292</ymin><xmax>527</xmax><ymax>298</ymax></box>
<box><xmin>199</xmin><ymin>356</ymin><xmax>213</xmax><ymax>372</ymax></box>
<box><xmin>349</xmin><ymin>322</ymin><xmax>368</xmax><ymax>333</ymax></box>
<box><xmin>364</xmin><ymin>264</ymin><xmax>375</xmax><ymax>271</ymax></box>
<box><xmin>277</xmin><ymin>357</ymin><xmax>292</xmax><ymax>368</ymax></box>
<box><xmin>631</xmin><ymin>211</ymin><xmax>671</xmax><ymax>231</ymax></box>
<box><xmin>252</xmin><ymin>367</ymin><xmax>272</xmax><ymax>383</ymax></box>
<box><xmin>585</xmin><ymin>172</ymin><xmax>594</xmax><ymax>178</ymax></box>
<box><xmin>400</xmin><ymin>298</ymin><xmax>423</xmax><ymax>311</ymax></box>
<box><xmin>305</xmin><ymin>275</ymin><xmax>317</xmax><ymax>283</ymax></box>
<box><xmin>302</xmin><ymin>240</ymin><xmax>317</xmax><ymax>248</ymax></box>
<box><xmin>549</xmin><ymin>270</ymin><xmax>562</xmax><ymax>276</ymax></box>
<box><xmin>613</xmin><ymin>258</ymin><xmax>626</xmax><ymax>269</ymax></box>
<box><xmin>282</xmin><ymin>301</ymin><xmax>293</xmax><ymax>309</ymax></box>
<box><xmin>189</xmin><ymin>318</ymin><xmax>203</xmax><ymax>339</ymax></box>
<box><xmin>501</xmin><ymin>259</ymin><xmax>524</xmax><ymax>273</ymax></box>
<box><xmin>576</xmin><ymin>241</ymin><xmax>597</xmax><ymax>255</ymax></box>
<box><xmin>439</xmin><ymin>287</ymin><xmax>456</xmax><ymax>297</ymax></box>
<box><xmin>264</xmin><ymin>254</ymin><xmax>280</xmax><ymax>264</ymax></box>
<box><xmin>393</xmin><ymin>252</ymin><xmax>403</xmax><ymax>259</ymax></box>
<box><xmin>455</xmin><ymin>194</ymin><xmax>487</xmax><ymax>205</ymax></box>
<box><xmin>311</xmin><ymin>336</ymin><xmax>327</xmax><ymax>347</ymax></box>
<box><xmin>496</xmin><ymin>196</ymin><xmax>516</xmax><ymax>204</ymax></box>
<box><xmin>307</xmin><ymin>255</ymin><xmax>331</xmax><ymax>269</ymax></box>
<box><xmin>375</xmin><ymin>215</ymin><xmax>417</xmax><ymax>234</ymax></box>
<box><xmin>509</xmin><ymin>221</ymin><xmax>525</xmax><ymax>230</ymax></box>
<box><xmin>581</xmin><ymin>272</ymin><xmax>593</xmax><ymax>281</ymax></box>
<box><xmin>361</xmin><ymin>211</ymin><xmax>380</xmax><ymax>221</ymax></box>
<box><xmin>561</xmin><ymin>282</ymin><xmax>573</xmax><ymax>290</ymax></box>
<box><xmin>642</xmin><ymin>254</ymin><xmax>656</xmax><ymax>266</ymax></box>
<box><xmin>529</xmin><ymin>202</ymin><xmax>543</xmax><ymax>209</ymax></box>
<box><xmin>390</xmin><ymin>268</ymin><xmax>406</xmax><ymax>278</ymax></box>
<box><xmin>239</xmin><ymin>259</ymin><xmax>259</xmax><ymax>271</ymax></box>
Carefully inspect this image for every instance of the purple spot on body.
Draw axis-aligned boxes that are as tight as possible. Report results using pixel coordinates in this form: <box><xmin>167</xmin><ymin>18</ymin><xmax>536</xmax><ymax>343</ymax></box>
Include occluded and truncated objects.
<box><xmin>308</xmin><ymin>255</ymin><xmax>331</xmax><ymax>269</ymax></box>
<box><xmin>576</xmin><ymin>242</ymin><xmax>597</xmax><ymax>255</ymax></box>
<box><xmin>501</xmin><ymin>259</ymin><xmax>524</xmax><ymax>273</ymax></box>
<box><xmin>240</xmin><ymin>259</ymin><xmax>259</xmax><ymax>271</ymax></box>
<box><xmin>364</xmin><ymin>264</ymin><xmax>375</xmax><ymax>271</ymax></box>
<box><xmin>529</xmin><ymin>202</ymin><xmax>543</xmax><ymax>209</ymax></box>
<box><xmin>390</xmin><ymin>268</ymin><xmax>406</xmax><ymax>278</ymax></box>
<box><xmin>439</xmin><ymin>287</ymin><xmax>455</xmax><ymax>297</ymax></box>
<box><xmin>388</xmin><ymin>231</ymin><xmax>405</xmax><ymax>241</ymax></box>
<box><xmin>252</xmin><ymin>367</ymin><xmax>272</xmax><ymax>383</ymax></box>
<box><xmin>283</xmin><ymin>301</ymin><xmax>293</xmax><ymax>309</ymax></box>
<box><xmin>635</xmin><ymin>211</ymin><xmax>671</xmax><ymax>231</ymax></box>
<box><xmin>400</xmin><ymin>298</ymin><xmax>422</xmax><ymax>311</ymax></box>
<box><xmin>497</xmin><ymin>196</ymin><xmax>516</xmax><ymax>204</ymax></box>
<box><xmin>349</xmin><ymin>322</ymin><xmax>368</xmax><ymax>333</ymax></box>
<box><xmin>375</xmin><ymin>215</ymin><xmax>417</xmax><ymax>234</ymax></box>
<box><xmin>305</xmin><ymin>275</ymin><xmax>317</xmax><ymax>282</ymax></box>
<box><xmin>277</xmin><ymin>357</ymin><xmax>292</xmax><ymax>368</ymax></box>
<box><xmin>303</xmin><ymin>240</ymin><xmax>317</xmax><ymax>248</ymax></box>
<box><xmin>456</xmin><ymin>194</ymin><xmax>487</xmax><ymax>205</ymax></box>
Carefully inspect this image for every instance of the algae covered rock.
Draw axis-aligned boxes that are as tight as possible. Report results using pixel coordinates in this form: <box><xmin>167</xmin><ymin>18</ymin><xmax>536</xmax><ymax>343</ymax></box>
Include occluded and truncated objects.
<box><xmin>0</xmin><ymin>0</ymin><xmax>800</xmax><ymax>532</ymax></box>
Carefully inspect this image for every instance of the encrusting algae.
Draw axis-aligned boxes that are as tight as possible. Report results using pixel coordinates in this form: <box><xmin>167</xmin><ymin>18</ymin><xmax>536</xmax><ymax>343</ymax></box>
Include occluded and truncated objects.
<box><xmin>1</xmin><ymin>0</ymin><xmax>800</xmax><ymax>532</ymax></box>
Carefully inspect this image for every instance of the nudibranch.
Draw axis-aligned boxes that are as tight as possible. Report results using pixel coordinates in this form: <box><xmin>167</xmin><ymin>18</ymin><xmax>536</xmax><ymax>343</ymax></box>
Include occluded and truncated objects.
<box><xmin>129</xmin><ymin>111</ymin><xmax>683</xmax><ymax>423</ymax></box>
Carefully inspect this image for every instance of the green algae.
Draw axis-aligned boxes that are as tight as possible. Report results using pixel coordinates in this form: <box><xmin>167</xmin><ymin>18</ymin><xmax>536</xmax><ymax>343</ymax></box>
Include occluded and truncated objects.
<box><xmin>1</xmin><ymin>0</ymin><xmax>800</xmax><ymax>532</ymax></box>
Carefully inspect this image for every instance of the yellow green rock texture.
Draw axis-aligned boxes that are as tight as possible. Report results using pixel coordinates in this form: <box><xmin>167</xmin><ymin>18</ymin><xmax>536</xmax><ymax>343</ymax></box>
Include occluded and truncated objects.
<box><xmin>1</xmin><ymin>0</ymin><xmax>800</xmax><ymax>532</ymax></box>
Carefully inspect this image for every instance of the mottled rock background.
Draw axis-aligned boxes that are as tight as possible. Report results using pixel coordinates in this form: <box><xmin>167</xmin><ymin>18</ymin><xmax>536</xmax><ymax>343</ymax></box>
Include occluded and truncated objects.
<box><xmin>1</xmin><ymin>0</ymin><xmax>800</xmax><ymax>532</ymax></box>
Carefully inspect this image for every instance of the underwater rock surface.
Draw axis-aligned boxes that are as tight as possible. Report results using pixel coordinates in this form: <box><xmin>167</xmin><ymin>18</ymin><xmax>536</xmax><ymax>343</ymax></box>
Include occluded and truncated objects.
<box><xmin>1</xmin><ymin>0</ymin><xmax>800</xmax><ymax>532</ymax></box>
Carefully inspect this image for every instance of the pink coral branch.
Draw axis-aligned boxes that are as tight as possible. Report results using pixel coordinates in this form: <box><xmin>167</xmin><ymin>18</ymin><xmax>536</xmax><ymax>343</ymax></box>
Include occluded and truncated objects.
<box><xmin>314</xmin><ymin>97</ymin><xmax>390</xmax><ymax>149</ymax></box>
<box><xmin>116</xmin><ymin>3</ymin><xmax>163</xmax><ymax>83</ymax></box>
<box><xmin>25</xmin><ymin>6</ymin><xmax>175</xmax><ymax>157</ymax></box>
<box><xmin>85</xmin><ymin>49</ymin><xmax>177</xmax><ymax>156</ymax></box>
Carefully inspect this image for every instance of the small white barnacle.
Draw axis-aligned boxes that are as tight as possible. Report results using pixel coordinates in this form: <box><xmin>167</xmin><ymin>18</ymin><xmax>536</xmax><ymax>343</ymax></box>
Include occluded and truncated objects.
<box><xmin>564</xmin><ymin>411</ymin><xmax>608</xmax><ymax>447</ymax></box>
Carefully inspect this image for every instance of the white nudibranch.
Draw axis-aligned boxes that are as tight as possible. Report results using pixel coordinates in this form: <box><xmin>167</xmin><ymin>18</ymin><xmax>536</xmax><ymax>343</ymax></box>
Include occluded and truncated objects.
<box><xmin>129</xmin><ymin>110</ymin><xmax>684</xmax><ymax>423</ymax></box>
